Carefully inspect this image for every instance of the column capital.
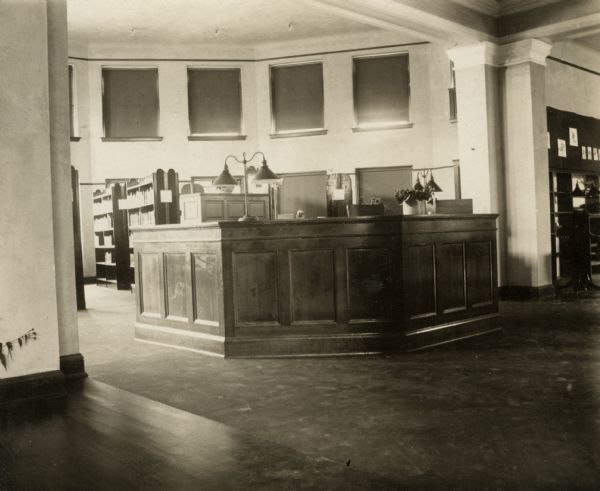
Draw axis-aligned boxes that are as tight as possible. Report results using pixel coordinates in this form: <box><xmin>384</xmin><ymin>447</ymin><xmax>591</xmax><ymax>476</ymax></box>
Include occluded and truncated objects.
<box><xmin>498</xmin><ymin>39</ymin><xmax>552</xmax><ymax>67</ymax></box>
<box><xmin>447</xmin><ymin>39</ymin><xmax>552</xmax><ymax>69</ymax></box>
<box><xmin>447</xmin><ymin>42</ymin><xmax>501</xmax><ymax>69</ymax></box>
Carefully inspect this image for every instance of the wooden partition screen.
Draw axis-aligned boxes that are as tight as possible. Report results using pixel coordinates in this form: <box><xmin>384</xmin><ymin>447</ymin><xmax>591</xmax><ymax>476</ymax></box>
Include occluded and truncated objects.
<box><xmin>277</xmin><ymin>171</ymin><xmax>327</xmax><ymax>218</ymax></box>
<box><xmin>357</xmin><ymin>166</ymin><xmax>412</xmax><ymax>215</ymax></box>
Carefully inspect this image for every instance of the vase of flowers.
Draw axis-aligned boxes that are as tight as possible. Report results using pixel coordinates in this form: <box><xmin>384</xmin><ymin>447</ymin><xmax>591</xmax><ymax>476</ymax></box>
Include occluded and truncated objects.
<box><xmin>395</xmin><ymin>177</ymin><xmax>433</xmax><ymax>215</ymax></box>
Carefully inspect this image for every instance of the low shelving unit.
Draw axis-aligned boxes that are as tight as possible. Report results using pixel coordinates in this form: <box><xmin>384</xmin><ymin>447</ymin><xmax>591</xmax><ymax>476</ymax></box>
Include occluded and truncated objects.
<box><xmin>93</xmin><ymin>182</ymin><xmax>130</xmax><ymax>290</ymax></box>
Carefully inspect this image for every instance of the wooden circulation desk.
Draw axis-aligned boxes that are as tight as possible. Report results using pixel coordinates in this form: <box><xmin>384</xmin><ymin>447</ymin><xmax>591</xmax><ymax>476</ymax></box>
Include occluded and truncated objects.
<box><xmin>132</xmin><ymin>215</ymin><xmax>499</xmax><ymax>357</ymax></box>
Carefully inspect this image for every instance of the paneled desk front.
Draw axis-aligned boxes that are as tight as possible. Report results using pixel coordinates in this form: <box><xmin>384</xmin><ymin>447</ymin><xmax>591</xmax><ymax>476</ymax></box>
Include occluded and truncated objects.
<box><xmin>132</xmin><ymin>215</ymin><xmax>499</xmax><ymax>357</ymax></box>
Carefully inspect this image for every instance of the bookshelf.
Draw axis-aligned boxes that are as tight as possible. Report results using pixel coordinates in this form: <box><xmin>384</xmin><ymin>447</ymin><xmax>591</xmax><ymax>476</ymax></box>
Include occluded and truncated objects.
<box><xmin>71</xmin><ymin>166</ymin><xmax>86</xmax><ymax>309</ymax></box>
<box><xmin>549</xmin><ymin>170</ymin><xmax>600</xmax><ymax>288</ymax></box>
<box><xmin>93</xmin><ymin>182</ymin><xmax>130</xmax><ymax>290</ymax></box>
<box><xmin>549</xmin><ymin>171</ymin><xmax>574</xmax><ymax>284</ymax></box>
<box><xmin>126</xmin><ymin>168</ymin><xmax>180</xmax><ymax>284</ymax></box>
<box><xmin>587</xmin><ymin>213</ymin><xmax>600</xmax><ymax>286</ymax></box>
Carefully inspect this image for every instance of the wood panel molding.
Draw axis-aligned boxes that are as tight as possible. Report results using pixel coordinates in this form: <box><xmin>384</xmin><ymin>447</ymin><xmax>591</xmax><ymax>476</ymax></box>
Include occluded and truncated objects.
<box><xmin>133</xmin><ymin>215</ymin><xmax>499</xmax><ymax>357</ymax></box>
<box><xmin>192</xmin><ymin>253</ymin><xmax>220</xmax><ymax>324</ymax></box>
<box><xmin>232</xmin><ymin>251</ymin><xmax>280</xmax><ymax>327</ymax></box>
<box><xmin>289</xmin><ymin>249</ymin><xmax>336</xmax><ymax>325</ymax></box>
<box><xmin>346</xmin><ymin>247</ymin><xmax>394</xmax><ymax>322</ymax></box>
<box><xmin>139</xmin><ymin>253</ymin><xmax>161</xmax><ymax>317</ymax></box>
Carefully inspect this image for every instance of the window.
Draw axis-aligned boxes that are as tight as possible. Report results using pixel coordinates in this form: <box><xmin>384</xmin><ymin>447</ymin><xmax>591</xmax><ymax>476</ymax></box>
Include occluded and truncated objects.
<box><xmin>449</xmin><ymin>61</ymin><xmax>457</xmax><ymax>121</ymax></box>
<box><xmin>352</xmin><ymin>53</ymin><xmax>411</xmax><ymax>131</ymax></box>
<box><xmin>68</xmin><ymin>64</ymin><xmax>79</xmax><ymax>140</ymax></box>
<box><xmin>102</xmin><ymin>67</ymin><xmax>160</xmax><ymax>140</ymax></box>
<box><xmin>270</xmin><ymin>62</ymin><xmax>325</xmax><ymax>137</ymax></box>
<box><xmin>187</xmin><ymin>67</ymin><xmax>244</xmax><ymax>140</ymax></box>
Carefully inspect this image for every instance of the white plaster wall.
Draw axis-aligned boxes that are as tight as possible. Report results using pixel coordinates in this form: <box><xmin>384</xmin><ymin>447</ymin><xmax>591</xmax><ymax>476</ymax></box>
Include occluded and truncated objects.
<box><xmin>427</xmin><ymin>43</ymin><xmax>460</xmax><ymax>196</ymax></box>
<box><xmin>0</xmin><ymin>0</ymin><xmax>60</xmax><ymax>378</ymax></box>
<box><xmin>75</xmin><ymin>40</ymin><xmax>458</xmax><ymax>185</ymax></box>
<box><xmin>545</xmin><ymin>41</ymin><xmax>600</xmax><ymax>119</ymax></box>
<box><xmin>69</xmin><ymin>56</ymin><xmax>96</xmax><ymax>277</ymax></box>
<box><xmin>86</xmin><ymin>59</ymin><xmax>259</xmax><ymax>181</ymax></box>
<box><xmin>48</xmin><ymin>0</ymin><xmax>80</xmax><ymax>357</ymax></box>
<box><xmin>254</xmin><ymin>43</ymin><xmax>459</xmax><ymax>190</ymax></box>
<box><xmin>72</xmin><ymin>39</ymin><xmax>460</xmax><ymax>272</ymax></box>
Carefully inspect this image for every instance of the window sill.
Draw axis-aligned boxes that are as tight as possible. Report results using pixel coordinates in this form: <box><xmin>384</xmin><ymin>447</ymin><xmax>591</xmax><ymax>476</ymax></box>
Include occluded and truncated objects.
<box><xmin>270</xmin><ymin>129</ymin><xmax>328</xmax><ymax>139</ymax></box>
<box><xmin>70</xmin><ymin>136</ymin><xmax>81</xmax><ymax>142</ymax></box>
<box><xmin>188</xmin><ymin>134</ymin><xmax>247</xmax><ymax>141</ymax></box>
<box><xmin>449</xmin><ymin>119</ymin><xmax>458</xmax><ymax>124</ymax></box>
<box><xmin>352</xmin><ymin>122</ymin><xmax>413</xmax><ymax>133</ymax></box>
<box><xmin>101</xmin><ymin>137</ymin><xmax>163</xmax><ymax>142</ymax></box>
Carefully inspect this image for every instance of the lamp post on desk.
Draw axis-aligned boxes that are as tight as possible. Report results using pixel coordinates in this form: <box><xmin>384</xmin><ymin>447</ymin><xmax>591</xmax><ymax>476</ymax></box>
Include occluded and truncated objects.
<box><xmin>213</xmin><ymin>151</ymin><xmax>281</xmax><ymax>221</ymax></box>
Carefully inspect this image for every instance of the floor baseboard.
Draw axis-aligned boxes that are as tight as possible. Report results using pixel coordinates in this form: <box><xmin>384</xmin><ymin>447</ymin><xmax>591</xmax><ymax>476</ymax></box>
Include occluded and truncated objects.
<box><xmin>60</xmin><ymin>353</ymin><xmax>88</xmax><ymax>379</ymax></box>
<box><xmin>0</xmin><ymin>370</ymin><xmax>66</xmax><ymax>412</ymax></box>
<box><xmin>499</xmin><ymin>284</ymin><xmax>556</xmax><ymax>301</ymax></box>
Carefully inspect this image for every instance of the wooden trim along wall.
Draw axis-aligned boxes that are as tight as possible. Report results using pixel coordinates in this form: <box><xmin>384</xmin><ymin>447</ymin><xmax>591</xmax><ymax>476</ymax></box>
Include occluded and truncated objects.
<box><xmin>68</xmin><ymin>42</ymin><xmax>430</xmax><ymax>64</ymax></box>
<box><xmin>0</xmin><ymin>371</ymin><xmax>66</xmax><ymax>412</ymax></box>
<box><xmin>547</xmin><ymin>56</ymin><xmax>600</xmax><ymax>78</ymax></box>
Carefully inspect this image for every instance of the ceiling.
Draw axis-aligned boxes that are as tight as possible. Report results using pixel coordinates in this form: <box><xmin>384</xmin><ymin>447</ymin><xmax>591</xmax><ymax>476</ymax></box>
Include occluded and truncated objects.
<box><xmin>450</xmin><ymin>0</ymin><xmax>560</xmax><ymax>17</ymax></box>
<box><xmin>67</xmin><ymin>0</ymin><xmax>600</xmax><ymax>52</ymax></box>
<box><xmin>67</xmin><ymin>0</ymin><xmax>382</xmax><ymax>46</ymax></box>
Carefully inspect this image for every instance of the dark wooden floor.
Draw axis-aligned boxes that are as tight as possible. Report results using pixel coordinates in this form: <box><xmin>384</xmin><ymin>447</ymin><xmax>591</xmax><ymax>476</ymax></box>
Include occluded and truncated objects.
<box><xmin>0</xmin><ymin>380</ymin><xmax>396</xmax><ymax>490</ymax></box>
<box><xmin>4</xmin><ymin>286</ymin><xmax>600</xmax><ymax>489</ymax></box>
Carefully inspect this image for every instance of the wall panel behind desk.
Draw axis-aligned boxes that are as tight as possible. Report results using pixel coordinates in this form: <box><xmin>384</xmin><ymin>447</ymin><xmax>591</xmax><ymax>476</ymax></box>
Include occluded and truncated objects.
<box><xmin>357</xmin><ymin>166</ymin><xmax>412</xmax><ymax>214</ymax></box>
<box><xmin>277</xmin><ymin>171</ymin><xmax>327</xmax><ymax>218</ymax></box>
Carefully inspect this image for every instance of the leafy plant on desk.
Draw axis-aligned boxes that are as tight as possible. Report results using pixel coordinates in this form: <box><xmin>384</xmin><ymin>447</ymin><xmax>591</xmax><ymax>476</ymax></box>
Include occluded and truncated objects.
<box><xmin>395</xmin><ymin>176</ymin><xmax>436</xmax><ymax>206</ymax></box>
<box><xmin>394</xmin><ymin>187</ymin><xmax>432</xmax><ymax>206</ymax></box>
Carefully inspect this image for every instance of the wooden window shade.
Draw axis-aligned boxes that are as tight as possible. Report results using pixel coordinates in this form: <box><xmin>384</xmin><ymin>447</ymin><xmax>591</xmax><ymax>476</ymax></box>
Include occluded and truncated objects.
<box><xmin>188</xmin><ymin>68</ymin><xmax>242</xmax><ymax>135</ymax></box>
<box><xmin>271</xmin><ymin>63</ymin><xmax>324</xmax><ymax>133</ymax></box>
<box><xmin>353</xmin><ymin>54</ymin><xmax>410</xmax><ymax>128</ymax></box>
<box><xmin>102</xmin><ymin>68</ymin><xmax>159</xmax><ymax>138</ymax></box>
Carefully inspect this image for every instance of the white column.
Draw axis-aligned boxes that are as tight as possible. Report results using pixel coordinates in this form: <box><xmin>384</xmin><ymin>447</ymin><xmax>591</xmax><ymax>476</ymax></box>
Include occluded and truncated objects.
<box><xmin>0</xmin><ymin>0</ymin><xmax>61</xmax><ymax>380</ymax></box>
<box><xmin>501</xmin><ymin>40</ymin><xmax>553</xmax><ymax>291</ymax></box>
<box><xmin>47</xmin><ymin>0</ymin><xmax>85</xmax><ymax>375</ymax></box>
<box><xmin>448</xmin><ymin>39</ymin><xmax>553</xmax><ymax>294</ymax></box>
<box><xmin>448</xmin><ymin>43</ymin><xmax>507</xmax><ymax>285</ymax></box>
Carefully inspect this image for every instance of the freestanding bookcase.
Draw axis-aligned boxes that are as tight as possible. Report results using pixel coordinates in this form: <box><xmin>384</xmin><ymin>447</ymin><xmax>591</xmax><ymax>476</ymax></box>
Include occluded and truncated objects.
<box><xmin>93</xmin><ymin>182</ymin><xmax>130</xmax><ymax>290</ymax></box>
<box><xmin>126</xmin><ymin>168</ymin><xmax>180</xmax><ymax>284</ymax></box>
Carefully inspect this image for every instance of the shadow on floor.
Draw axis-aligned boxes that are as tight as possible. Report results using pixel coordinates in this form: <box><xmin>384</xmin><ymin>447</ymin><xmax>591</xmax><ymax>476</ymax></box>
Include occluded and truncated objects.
<box><xmin>70</xmin><ymin>285</ymin><xmax>600</xmax><ymax>489</ymax></box>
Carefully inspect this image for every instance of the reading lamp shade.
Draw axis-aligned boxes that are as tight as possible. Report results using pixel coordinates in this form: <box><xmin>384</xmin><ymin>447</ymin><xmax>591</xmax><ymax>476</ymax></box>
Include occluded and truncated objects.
<box><xmin>254</xmin><ymin>161</ymin><xmax>281</xmax><ymax>184</ymax></box>
<box><xmin>214</xmin><ymin>163</ymin><xmax>237</xmax><ymax>193</ymax></box>
<box><xmin>427</xmin><ymin>174</ymin><xmax>443</xmax><ymax>193</ymax></box>
<box><xmin>213</xmin><ymin>164</ymin><xmax>238</xmax><ymax>186</ymax></box>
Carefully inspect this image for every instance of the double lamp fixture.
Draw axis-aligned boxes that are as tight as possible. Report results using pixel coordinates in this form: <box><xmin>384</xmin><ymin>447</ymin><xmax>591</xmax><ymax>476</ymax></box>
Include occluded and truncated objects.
<box><xmin>213</xmin><ymin>151</ymin><xmax>281</xmax><ymax>221</ymax></box>
<box><xmin>412</xmin><ymin>168</ymin><xmax>443</xmax><ymax>195</ymax></box>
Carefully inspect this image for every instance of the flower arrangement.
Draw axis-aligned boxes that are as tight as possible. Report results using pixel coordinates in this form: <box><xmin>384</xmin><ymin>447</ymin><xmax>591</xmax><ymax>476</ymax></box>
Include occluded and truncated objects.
<box><xmin>394</xmin><ymin>188</ymin><xmax>432</xmax><ymax>206</ymax></box>
<box><xmin>394</xmin><ymin>177</ymin><xmax>434</xmax><ymax>206</ymax></box>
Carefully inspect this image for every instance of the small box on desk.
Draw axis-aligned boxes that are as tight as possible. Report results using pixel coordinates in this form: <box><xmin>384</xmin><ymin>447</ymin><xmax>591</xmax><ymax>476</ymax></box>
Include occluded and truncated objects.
<box><xmin>435</xmin><ymin>199</ymin><xmax>473</xmax><ymax>214</ymax></box>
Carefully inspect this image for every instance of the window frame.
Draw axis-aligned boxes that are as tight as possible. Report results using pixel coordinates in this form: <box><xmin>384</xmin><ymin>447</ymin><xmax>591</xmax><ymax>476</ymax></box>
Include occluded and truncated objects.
<box><xmin>269</xmin><ymin>60</ymin><xmax>327</xmax><ymax>139</ymax></box>
<box><xmin>68</xmin><ymin>63</ymin><xmax>80</xmax><ymax>141</ymax></box>
<box><xmin>186</xmin><ymin>65</ymin><xmax>246</xmax><ymax>141</ymax></box>
<box><xmin>101</xmin><ymin>65</ymin><xmax>163</xmax><ymax>142</ymax></box>
<box><xmin>449</xmin><ymin>60</ymin><xmax>458</xmax><ymax>122</ymax></box>
<box><xmin>351</xmin><ymin>51</ymin><xmax>413</xmax><ymax>132</ymax></box>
